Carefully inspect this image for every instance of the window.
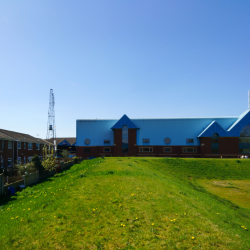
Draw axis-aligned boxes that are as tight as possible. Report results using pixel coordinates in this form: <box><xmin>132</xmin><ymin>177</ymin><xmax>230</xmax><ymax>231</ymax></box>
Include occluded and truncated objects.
<box><xmin>28</xmin><ymin>143</ymin><xmax>32</xmax><ymax>150</ymax></box>
<box><xmin>104</xmin><ymin>147</ymin><xmax>111</xmax><ymax>152</ymax></box>
<box><xmin>1</xmin><ymin>158</ymin><xmax>3</xmax><ymax>168</ymax></box>
<box><xmin>211</xmin><ymin>133</ymin><xmax>219</xmax><ymax>154</ymax></box>
<box><xmin>84</xmin><ymin>148</ymin><xmax>91</xmax><ymax>153</ymax></box>
<box><xmin>18</xmin><ymin>142</ymin><xmax>21</xmax><ymax>149</ymax></box>
<box><xmin>17</xmin><ymin>157</ymin><xmax>21</xmax><ymax>165</ymax></box>
<box><xmin>143</xmin><ymin>139</ymin><xmax>150</xmax><ymax>143</ymax></box>
<box><xmin>163</xmin><ymin>147</ymin><xmax>172</xmax><ymax>152</ymax></box>
<box><xmin>28</xmin><ymin>157</ymin><xmax>32</xmax><ymax>162</ymax></box>
<box><xmin>183</xmin><ymin>147</ymin><xmax>197</xmax><ymax>153</ymax></box>
<box><xmin>8</xmin><ymin>141</ymin><xmax>12</xmax><ymax>149</ymax></box>
<box><xmin>23</xmin><ymin>157</ymin><xmax>26</xmax><ymax>164</ymax></box>
<box><xmin>139</xmin><ymin>147</ymin><xmax>153</xmax><ymax>152</ymax></box>
<box><xmin>24</xmin><ymin>142</ymin><xmax>26</xmax><ymax>149</ymax></box>
<box><xmin>239</xmin><ymin>125</ymin><xmax>250</xmax><ymax>154</ymax></box>
<box><xmin>104</xmin><ymin>140</ymin><xmax>110</xmax><ymax>144</ymax></box>
<box><xmin>36</xmin><ymin>143</ymin><xmax>40</xmax><ymax>150</ymax></box>
<box><xmin>8</xmin><ymin>158</ymin><xmax>12</xmax><ymax>167</ymax></box>
<box><xmin>186</xmin><ymin>139</ymin><xmax>194</xmax><ymax>143</ymax></box>
<box><xmin>122</xmin><ymin>125</ymin><xmax>128</xmax><ymax>153</ymax></box>
<box><xmin>1</xmin><ymin>140</ymin><xmax>4</xmax><ymax>149</ymax></box>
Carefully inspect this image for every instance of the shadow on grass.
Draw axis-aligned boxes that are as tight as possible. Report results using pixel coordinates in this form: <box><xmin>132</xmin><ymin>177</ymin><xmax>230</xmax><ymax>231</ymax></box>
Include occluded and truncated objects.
<box><xmin>0</xmin><ymin>163</ymin><xmax>74</xmax><ymax>207</ymax></box>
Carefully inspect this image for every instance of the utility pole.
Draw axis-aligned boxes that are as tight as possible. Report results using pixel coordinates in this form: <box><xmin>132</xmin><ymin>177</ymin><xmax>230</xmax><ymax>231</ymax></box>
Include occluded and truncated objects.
<box><xmin>46</xmin><ymin>89</ymin><xmax>56</xmax><ymax>144</ymax></box>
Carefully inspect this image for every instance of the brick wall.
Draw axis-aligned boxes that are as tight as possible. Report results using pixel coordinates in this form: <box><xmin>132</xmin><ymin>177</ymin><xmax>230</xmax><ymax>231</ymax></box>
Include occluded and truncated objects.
<box><xmin>200</xmin><ymin>137</ymin><xmax>239</xmax><ymax>157</ymax></box>
<box><xmin>0</xmin><ymin>140</ymin><xmax>45</xmax><ymax>167</ymax></box>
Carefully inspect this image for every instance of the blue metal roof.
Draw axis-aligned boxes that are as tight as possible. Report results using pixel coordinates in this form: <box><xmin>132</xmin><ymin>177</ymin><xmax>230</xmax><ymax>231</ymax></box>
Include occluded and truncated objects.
<box><xmin>76</xmin><ymin>113</ymin><xmax>245</xmax><ymax>146</ymax></box>
<box><xmin>58</xmin><ymin>139</ymin><xmax>71</xmax><ymax>146</ymax></box>
<box><xmin>198</xmin><ymin>121</ymin><xmax>228</xmax><ymax>137</ymax></box>
<box><xmin>111</xmin><ymin>115</ymin><xmax>140</xmax><ymax>129</ymax></box>
<box><xmin>76</xmin><ymin>119</ymin><xmax>116</xmax><ymax>146</ymax></box>
<box><xmin>133</xmin><ymin>117</ymin><xmax>237</xmax><ymax>146</ymax></box>
<box><xmin>227</xmin><ymin>110</ymin><xmax>250</xmax><ymax>136</ymax></box>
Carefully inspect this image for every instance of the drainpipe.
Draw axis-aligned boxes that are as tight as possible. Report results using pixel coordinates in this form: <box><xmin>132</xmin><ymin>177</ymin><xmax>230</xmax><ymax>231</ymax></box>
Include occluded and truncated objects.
<box><xmin>13</xmin><ymin>141</ymin><xmax>14</xmax><ymax>166</ymax></box>
<box><xmin>17</xmin><ymin>140</ymin><xmax>18</xmax><ymax>165</ymax></box>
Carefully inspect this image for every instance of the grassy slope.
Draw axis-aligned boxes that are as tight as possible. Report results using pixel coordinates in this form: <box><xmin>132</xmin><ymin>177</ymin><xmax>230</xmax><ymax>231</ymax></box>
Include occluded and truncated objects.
<box><xmin>0</xmin><ymin>157</ymin><xmax>249</xmax><ymax>249</ymax></box>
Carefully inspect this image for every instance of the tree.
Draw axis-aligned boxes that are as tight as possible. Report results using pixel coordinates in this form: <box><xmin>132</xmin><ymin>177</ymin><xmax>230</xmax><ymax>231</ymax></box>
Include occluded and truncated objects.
<box><xmin>41</xmin><ymin>145</ymin><xmax>56</xmax><ymax>170</ymax></box>
<box><xmin>31</xmin><ymin>155</ymin><xmax>44</xmax><ymax>174</ymax></box>
<box><xmin>61</xmin><ymin>149</ymin><xmax>70</xmax><ymax>158</ymax></box>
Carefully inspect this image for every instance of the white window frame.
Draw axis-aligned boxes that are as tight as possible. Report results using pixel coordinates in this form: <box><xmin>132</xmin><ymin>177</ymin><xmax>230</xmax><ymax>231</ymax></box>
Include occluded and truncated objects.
<box><xmin>28</xmin><ymin>156</ymin><xmax>33</xmax><ymax>162</ymax></box>
<box><xmin>17</xmin><ymin>157</ymin><xmax>21</xmax><ymax>165</ymax></box>
<box><xmin>28</xmin><ymin>143</ymin><xmax>32</xmax><ymax>150</ymax></box>
<box><xmin>163</xmin><ymin>147</ymin><xmax>172</xmax><ymax>152</ymax></box>
<box><xmin>8</xmin><ymin>141</ymin><xmax>12</xmax><ymax>149</ymax></box>
<box><xmin>7</xmin><ymin>158</ymin><xmax>12</xmax><ymax>167</ymax></box>
<box><xmin>139</xmin><ymin>147</ymin><xmax>153</xmax><ymax>152</ymax></box>
<box><xmin>36</xmin><ymin>143</ymin><xmax>40</xmax><ymax>150</ymax></box>
<box><xmin>103</xmin><ymin>147</ymin><xmax>111</xmax><ymax>152</ymax></box>
<box><xmin>183</xmin><ymin>147</ymin><xmax>197</xmax><ymax>153</ymax></box>
<box><xmin>18</xmin><ymin>141</ymin><xmax>21</xmax><ymax>149</ymax></box>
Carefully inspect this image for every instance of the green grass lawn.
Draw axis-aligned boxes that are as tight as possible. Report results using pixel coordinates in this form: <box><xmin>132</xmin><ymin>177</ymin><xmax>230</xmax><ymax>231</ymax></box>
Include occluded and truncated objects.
<box><xmin>0</xmin><ymin>157</ymin><xmax>249</xmax><ymax>249</ymax></box>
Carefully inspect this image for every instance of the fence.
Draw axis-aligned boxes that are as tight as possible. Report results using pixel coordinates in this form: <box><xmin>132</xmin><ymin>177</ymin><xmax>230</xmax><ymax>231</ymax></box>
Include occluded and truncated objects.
<box><xmin>23</xmin><ymin>171</ymin><xmax>39</xmax><ymax>186</ymax></box>
<box><xmin>1</xmin><ymin>160</ymin><xmax>76</xmax><ymax>196</ymax></box>
<box><xmin>4</xmin><ymin>176</ymin><xmax>23</xmax><ymax>185</ymax></box>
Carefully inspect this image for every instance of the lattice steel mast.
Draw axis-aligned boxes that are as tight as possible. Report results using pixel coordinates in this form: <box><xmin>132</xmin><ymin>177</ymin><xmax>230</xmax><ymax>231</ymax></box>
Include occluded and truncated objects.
<box><xmin>46</xmin><ymin>89</ymin><xmax>56</xmax><ymax>140</ymax></box>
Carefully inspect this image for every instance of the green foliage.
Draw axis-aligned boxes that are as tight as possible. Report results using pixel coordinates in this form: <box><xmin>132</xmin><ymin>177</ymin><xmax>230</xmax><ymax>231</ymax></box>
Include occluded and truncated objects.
<box><xmin>15</xmin><ymin>162</ymin><xmax>36</xmax><ymax>175</ymax></box>
<box><xmin>73</xmin><ymin>156</ymin><xmax>80</xmax><ymax>164</ymax></box>
<box><xmin>61</xmin><ymin>150</ymin><xmax>70</xmax><ymax>158</ymax></box>
<box><xmin>41</xmin><ymin>145</ymin><xmax>56</xmax><ymax>170</ymax></box>
<box><xmin>31</xmin><ymin>155</ymin><xmax>44</xmax><ymax>173</ymax></box>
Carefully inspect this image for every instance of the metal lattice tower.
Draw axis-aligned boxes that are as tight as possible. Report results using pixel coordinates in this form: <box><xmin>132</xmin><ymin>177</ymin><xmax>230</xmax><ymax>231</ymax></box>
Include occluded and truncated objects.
<box><xmin>46</xmin><ymin>89</ymin><xmax>56</xmax><ymax>140</ymax></box>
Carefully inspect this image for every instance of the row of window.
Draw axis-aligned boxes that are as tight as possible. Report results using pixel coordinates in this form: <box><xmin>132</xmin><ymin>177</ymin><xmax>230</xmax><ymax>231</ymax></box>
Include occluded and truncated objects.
<box><xmin>1</xmin><ymin>141</ymin><xmax>43</xmax><ymax>150</ymax></box>
<box><xmin>92</xmin><ymin>138</ymin><xmax>195</xmax><ymax>145</ymax></box>
<box><xmin>139</xmin><ymin>147</ymin><xmax>197</xmax><ymax>153</ymax></box>
<box><xmin>83</xmin><ymin>147</ymin><xmax>198</xmax><ymax>153</ymax></box>
<box><xmin>84</xmin><ymin>147</ymin><xmax>111</xmax><ymax>153</ymax></box>
<box><xmin>1</xmin><ymin>156</ymin><xmax>41</xmax><ymax>167</ymax></box>
<box><xmin>142</xmin><ymin>139</ymin><xmax>194</xmax><ymax>143</ymax></box>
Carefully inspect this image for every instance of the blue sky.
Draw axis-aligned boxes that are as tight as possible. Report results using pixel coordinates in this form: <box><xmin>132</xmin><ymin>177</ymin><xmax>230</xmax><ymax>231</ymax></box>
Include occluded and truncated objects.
<box><xmin>0</xmin><ymin>1</ymin><xmax>249</xmax><ymax>138</ymax></box>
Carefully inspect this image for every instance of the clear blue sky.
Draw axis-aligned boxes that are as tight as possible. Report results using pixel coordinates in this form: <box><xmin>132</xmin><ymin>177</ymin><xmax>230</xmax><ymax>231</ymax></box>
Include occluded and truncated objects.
<box><xmin>0</xmin><ymin>1</ymin><xmax>249</xmax><ymax>138</ymax></box>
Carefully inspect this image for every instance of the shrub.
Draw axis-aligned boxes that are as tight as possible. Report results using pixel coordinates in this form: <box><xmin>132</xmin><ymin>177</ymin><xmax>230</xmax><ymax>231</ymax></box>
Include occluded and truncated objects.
<box><xmin>31</xmin><ymin>155</ymin><xmax>44</xmax><ymax>173</ymax></box>
<box><xmin>42</xmin><ymin>145</ymin><xmax>56</xmax><ymax>170</ymax></box>
<box><xmin>73</xmin><ymin>156</ymin><xmax>80</xmax><ymax>164</ymax></box>
<box><xmin>61</xmin><ymin>150</ymin><xmax>70</xmax><ymax>158</ymax></box>
<box><xmin>15</xmin><ymin>162</ymin><xmax>36</xmax><ymax>176</ymax></box>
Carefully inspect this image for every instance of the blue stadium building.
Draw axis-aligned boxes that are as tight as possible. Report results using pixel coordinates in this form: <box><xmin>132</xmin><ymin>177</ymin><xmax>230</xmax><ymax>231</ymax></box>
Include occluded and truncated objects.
<box><xmin>76</xmin><ymin>110</ymin><xmax>250</xmax><ymax>158</ymax></box>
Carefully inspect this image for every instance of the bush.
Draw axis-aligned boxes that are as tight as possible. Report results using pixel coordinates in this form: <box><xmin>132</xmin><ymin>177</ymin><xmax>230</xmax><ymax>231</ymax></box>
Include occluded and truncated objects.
<box><xmin>61</xmin><ymin>150</ymin><xmax>70</xmax><ymax>158</ymax></box>
<box><xmin>32</xmin><ymin>155</ymin><xmax>44</xmax><ymax>173</ymax></box>
<box><xmin>73</xmin><ymin>157</ymin><xmax>80</xmax><ymax>164</ymax></box>
<box><xmin>42</xmin><ymin>145</ymin><xmax>56</xmax><ymax>170</ymax></box>
<box><xmin>15</xmin><ymin>162</ymin><xmax>37</xmax><ymax>176</ymax></box>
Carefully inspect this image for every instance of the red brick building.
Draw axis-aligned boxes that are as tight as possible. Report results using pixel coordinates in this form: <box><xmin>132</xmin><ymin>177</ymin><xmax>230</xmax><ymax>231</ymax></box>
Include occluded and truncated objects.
<box><xmin>0</xmin><ymin>129</ymin><xmax>52</xmax><ymax>168</ymax></box>
<box><xmin>76</xmin><ymin>110</ymin><xmax>250</xmax><ymax>159</ymax></box>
